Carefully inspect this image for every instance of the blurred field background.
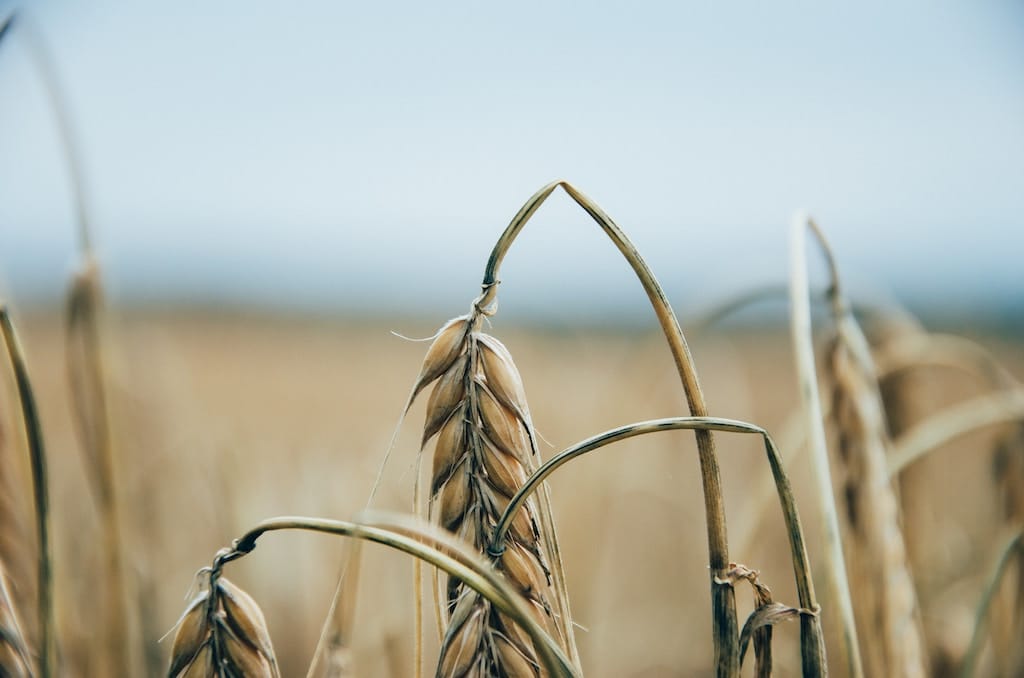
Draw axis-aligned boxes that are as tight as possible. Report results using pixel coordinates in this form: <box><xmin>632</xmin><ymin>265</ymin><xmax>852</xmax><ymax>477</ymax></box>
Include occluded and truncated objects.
<box><xmin>1</xmin><ymin>305</ymin><xmax>1019</xmax><ymax>676</ymax></box>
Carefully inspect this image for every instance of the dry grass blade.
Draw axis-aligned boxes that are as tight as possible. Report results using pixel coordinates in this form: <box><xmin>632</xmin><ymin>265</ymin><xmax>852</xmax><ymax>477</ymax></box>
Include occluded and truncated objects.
<box><xmin>0</xmin><ymin>566</ymin><xmax>32</xmax><ymax>677</ymax></box>
<box><xmin>960</xmin><ymin>530</ymin><xmax>1024</xmax><ymax>678</ymax></box>
<box><xmin>305</xmin><ymin>541</ymin><xmax>361</xmax><ymax>678</ymax></box>
<box><xmin>411</xmin><ymin>311</ymin><xmax>571</xmax><ymax>676</ymax></box>
<box><xmin>719</xmin><ymin>564</ymin><xmax>809</xmax><ymax>678</ymax></box>
<box><xmin>0</xmin><ymin>306</ymin><xmax>55</xmax><ymax>678</ymax></box>
<box><xmin>168</xmin><ymin>567</ymin><xmax>280</xmax><ymax>678</ymax></box>
<box><xmin>888</xmin><ymin>388</ymin><xmax>1024</xmax><ymax>477</ymax></box>
<box><xmin>0</xmin><ymin>322</ymin><xmax>37</xmax><ymax>669</ymax></box>
<box><xmin>789</xmin><ymin>212</ymin><xmax>863</xmax><ymax>678</ymax></box>
<box><xmin>220</xmin><ymin>514</ymin><xmax>577</xmax><ymax>677</ymax></box>
<box><xmin>480</xmin><ymin>180</ymin><xmax>736</xmax><ymax>675</ymax></box>
<box><xmin>491</xmin><ymin>416</ymin><xmax>827</xmax><ymax>676</ymax></box>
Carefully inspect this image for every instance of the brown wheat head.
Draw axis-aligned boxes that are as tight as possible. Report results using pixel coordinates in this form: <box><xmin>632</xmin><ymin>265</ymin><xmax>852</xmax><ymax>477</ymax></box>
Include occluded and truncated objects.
<box><xmin>167</xmin><ymin>565</ymin><xmax>279</xmax><ymax>678</ymax></box>
<box><xmin>828</xmin><ymin>329</ymin><xmax>927</xmax><ymax>678</ymax></box>
<box><xmin>411</xmin><ymin>313</ymin><xmax>568</xmax><ymax>677</ymax></box>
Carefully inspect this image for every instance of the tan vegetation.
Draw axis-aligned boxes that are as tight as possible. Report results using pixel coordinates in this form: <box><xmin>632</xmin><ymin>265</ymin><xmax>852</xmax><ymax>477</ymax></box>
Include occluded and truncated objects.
<box><xmin>0</xmin><ymin>169</ymin><xmax>1020</xmax><ymax>678</ymax></box>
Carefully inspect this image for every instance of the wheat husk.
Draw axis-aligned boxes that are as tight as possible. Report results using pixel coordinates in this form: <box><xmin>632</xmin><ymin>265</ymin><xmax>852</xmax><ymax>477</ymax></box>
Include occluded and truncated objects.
<box><xmin>168</xmin><ymin>572</ymin><xmax>280</xmax><ymax>678</ymax></box>
<box><xmin>412</xmin><ymin>313</ymin><xmax>567</xmax><ymax>677</ymax></box>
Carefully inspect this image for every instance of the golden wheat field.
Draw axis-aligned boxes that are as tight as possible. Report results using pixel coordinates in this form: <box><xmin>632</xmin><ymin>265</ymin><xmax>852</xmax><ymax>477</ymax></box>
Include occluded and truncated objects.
<box><xmin>1</xmin><ymin>299</ymin><xmax>1021</xmax><ymax>677</ymax></box>
<box><xmin>3</xmin><ymin>2</ymin><xmax>1024</xmax><ymax>675</ymax></box>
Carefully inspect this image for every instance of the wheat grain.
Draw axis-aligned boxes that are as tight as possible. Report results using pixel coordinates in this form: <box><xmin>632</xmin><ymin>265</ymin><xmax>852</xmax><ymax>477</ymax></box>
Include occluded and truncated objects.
<box><xmin>168</xmin><ymin>566</ymin><xmax>280</xmax><ymax>678</ymax></box>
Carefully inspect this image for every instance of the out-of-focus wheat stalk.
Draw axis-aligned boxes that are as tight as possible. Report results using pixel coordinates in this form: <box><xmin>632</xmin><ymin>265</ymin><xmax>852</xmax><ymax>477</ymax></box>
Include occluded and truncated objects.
<box><xmin>789</xmin><ymin>212</ymin><xmax>864</xmax><ymax>678</ymax></box>
<box><xmin>959</xmin><ymin>530</ymin><xmax>1024</xmax><ymax>678</ymax></box>
<box><xmin>0</xmin><ymin>312</ymin><xmax>35</xmax><ymax>675</ymax></box>
<box><xmin>65</xmin><ymin>256</ymin><xmax>133</xmax><ymax>675</ymax></box>
<box><xmin>798</xmin><ymin>217</ymin><xmax>926</xmax><ymax>677</ymax></box>
<box><xmin>0</xmin><ymin>306</ymin><xmax>55</xmax><ymax>677</ymax></box>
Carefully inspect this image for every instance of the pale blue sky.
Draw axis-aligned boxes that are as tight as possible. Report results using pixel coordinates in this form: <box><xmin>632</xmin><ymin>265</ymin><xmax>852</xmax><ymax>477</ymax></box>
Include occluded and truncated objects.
<box><xmin>0</xmin><ymin>1</ymin><xmax>1022</xmax><ymax>322</ymax></box>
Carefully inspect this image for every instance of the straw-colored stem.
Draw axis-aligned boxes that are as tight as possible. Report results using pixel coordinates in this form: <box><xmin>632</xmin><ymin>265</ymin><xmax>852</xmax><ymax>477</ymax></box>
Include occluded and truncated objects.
<box><xmin>888</xmin><ymin>388</ymin><xmax>1024</xmax><ymax>477</ymax></box>
<box><xmin>0</xmin><ymin>307</ymin><xmax>55</xmax><ymax>678</ymax></box>
<box><xmin>789</xmin><ymin>213</ymin><xmax>863</xmax><ymax>678</ymax></box>
<box><xmin>19</xmin><ymin>16</ymin><xmax>92</xmax><ymax>253</ymax></box>
<box><xmin>490</xmin><ymin>416</ymin><xmax>826</xmax><ymax>675</ymax></box>
<box><xmin>224</xmin><ymin>515</ymin><xmax>578</xmax><ymax>677</ymax></box>
<box><xmin>959</xmin><ymin>530</ymin><xmax>1024</xmax><ymax>678</ymax></box>
<box><xmin>65</xmin><ymin>262</ymin><xmax>131</xmax><ymax>674</ymax></box>
<box><xmin>480</xmin><ymin>180</ymin><xmax>737</xmax><ymax>675</ymax></box>
<box><xmin>304</xmin><ymin>541</ymin><xmax>361</xmax><ymax>678</ymax></box>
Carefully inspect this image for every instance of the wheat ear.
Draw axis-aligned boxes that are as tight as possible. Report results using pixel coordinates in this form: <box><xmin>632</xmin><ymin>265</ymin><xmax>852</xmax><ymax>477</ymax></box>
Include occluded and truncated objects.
<box><xmin>168</xmin><ymin>552</ymin><xmax>280</xmax><ymax>678</ymax></box>
<box><xmin>798</xmin><ymin>218</ymin><xmax>926</xmax><ymax>677</ymax></box>
<box><xmin>409</xmin><ymin>311</ymin><xmax>569</xmax><ymax>677</ymax></box>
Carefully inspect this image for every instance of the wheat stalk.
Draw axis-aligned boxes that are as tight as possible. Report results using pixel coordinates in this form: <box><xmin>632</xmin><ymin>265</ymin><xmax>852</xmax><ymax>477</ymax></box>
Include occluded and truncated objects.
<box><xmin>0</xmin><ymin>306</ymin><xmax>56</xmax><ymax>678</ymax></box>
<box><xmin>789</xmin><ymin>213</ymin><xmax>863</xmax><ymax>678</ymax></box>
<box><xmin>0</xmin><ymin>325</ymin><xmax>36</xmax><ymax>674</ymax></box>
<box><xmin>199</xmin><ymin>513</ymin><xmax>577</xmax><ymax>676</ymax></box>
<box><xmin>476</xmin><ymin>180</ymin><xmax>738</xmax><ymax>675</ymax></box>
<box><xmin>491</xmin><ymin>415</ymin><xmax>826</xmax><ymax>674</ymax></box>
<box><xmin>65</xmin><ymin>255</ymin><xmax>134</xmax><ymax>675</ymax></box>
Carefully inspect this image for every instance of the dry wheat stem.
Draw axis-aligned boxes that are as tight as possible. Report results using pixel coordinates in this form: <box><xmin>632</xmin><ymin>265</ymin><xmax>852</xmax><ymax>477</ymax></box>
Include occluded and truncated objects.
<box><xmin>222</xmin><ymin>514</ymin><xmax>578</xmax><ymax>677</ymax></box>
<box><xmin>0</xmin><ymin>306</ymin><xmax>55</xmax><ymax>678</ymax></box>
<box><xmin>65</xmin><ymin>257</ymin><xmax>133</xmax><ymax>674</ymax></box>
<box><xmin>18</xmin><ymin>14</ymin><xmax>93</xmax><ymax>252</ymax></box>
<box><xmin>790</xmin><ymin>213</ymin><xmax>863</xmax><ymax>678</ymax></box>
<box><xmin>490</xmin><ymin>415</ymin><xmax>827</xmax><ymax>675</ymax></box>
<box><xmin>959</xmin><ymin>529</ymin><xmax>1024</xmax><ymax>678</ymax></box>
<box><xmin>480</xmin><ymin>180</ymin><xmax>737</xmax><ymax>675</ymax></box>
<box><xmin>720</xmin><ymin>563</ymin><xmax>813</xmax><ymax>677</ymax></box>
<box><xmin>887</xmin><ymin>388</ymin><xmax>1024</xmax><ymax>477</ymax></box>
<box><xmin>0</xmin><ymin>336</ymin><xmax>35</xmax><ymax>672</ymax></box>
<box><xmin>304</xmin><ymin>540</ymin><xmax>361</xmax><ymax>678</ymax></box>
